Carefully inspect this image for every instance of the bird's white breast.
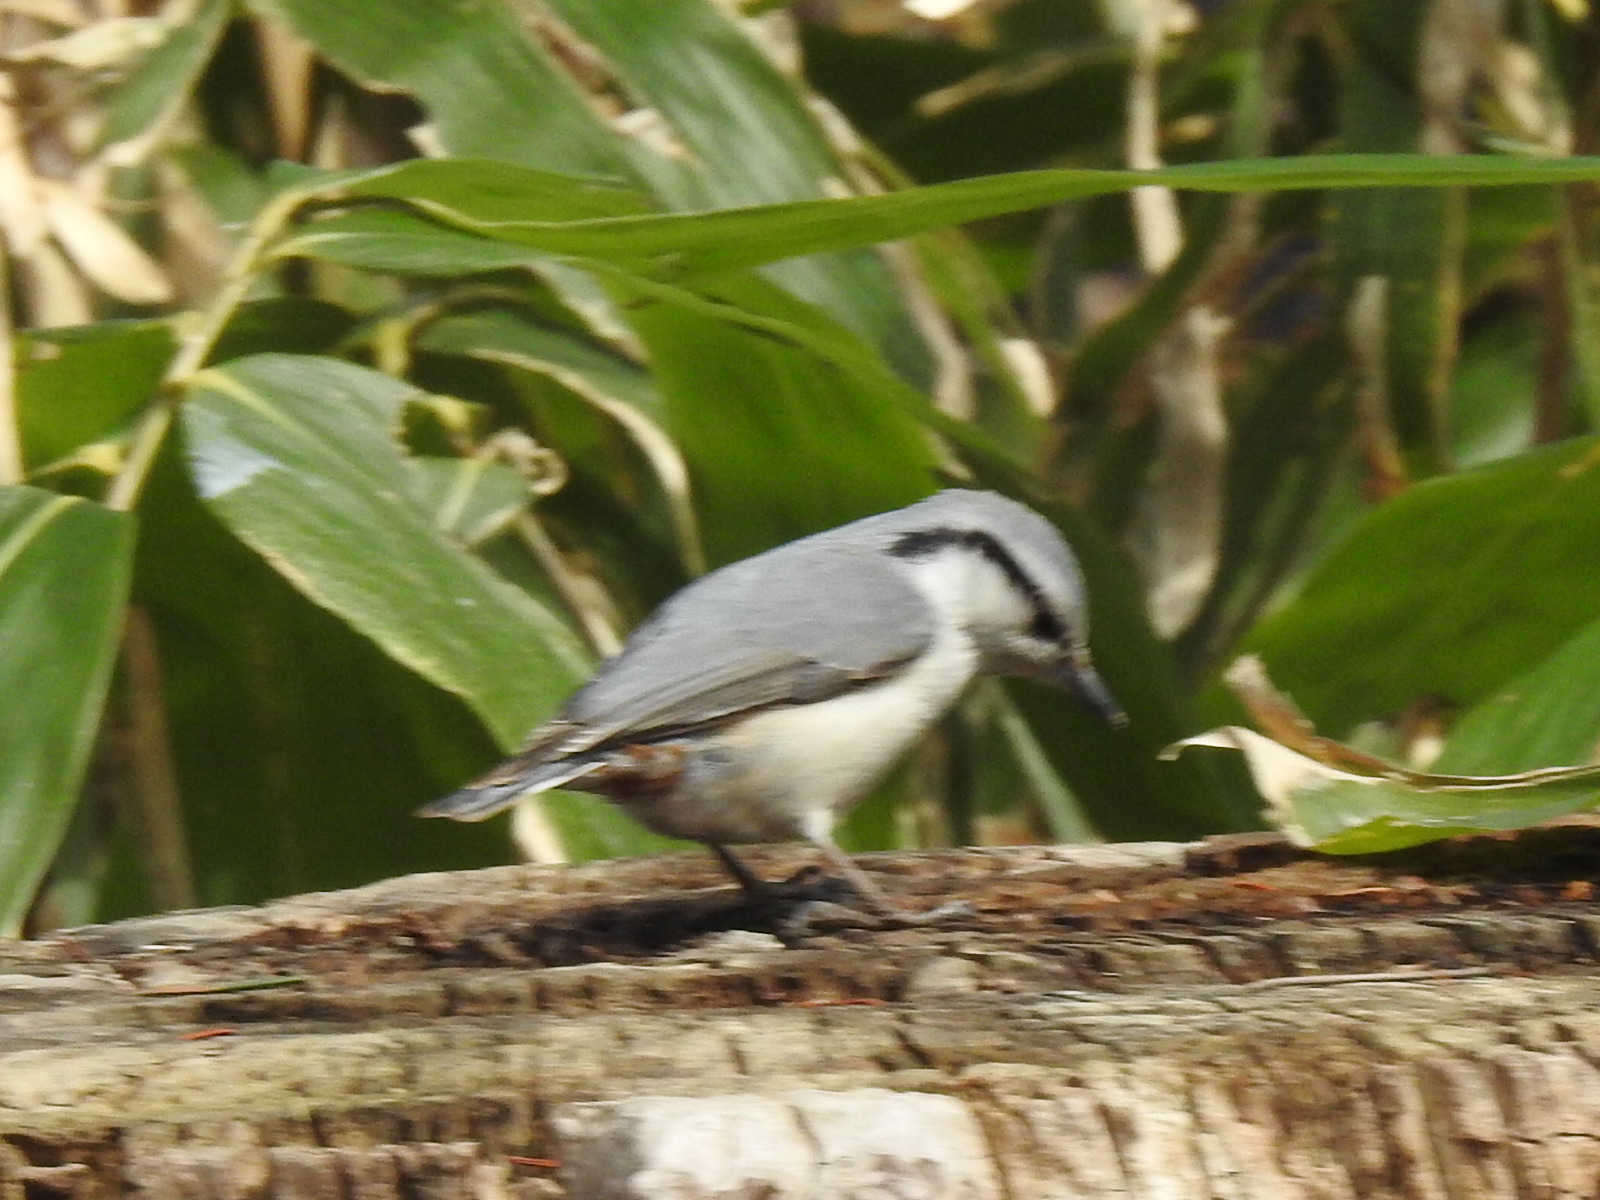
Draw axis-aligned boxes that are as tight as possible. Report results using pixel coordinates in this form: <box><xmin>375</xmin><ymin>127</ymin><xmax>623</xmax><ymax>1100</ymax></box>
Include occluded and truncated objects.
<box><xmin>612</xmin><ymin>551</ymin><xmax>993</xmax><ymax>846</ymax></box>
<box><xmin>725</xmin><ymin>622</ymin><xmax>976</xmax><ymax>824</ymax></box>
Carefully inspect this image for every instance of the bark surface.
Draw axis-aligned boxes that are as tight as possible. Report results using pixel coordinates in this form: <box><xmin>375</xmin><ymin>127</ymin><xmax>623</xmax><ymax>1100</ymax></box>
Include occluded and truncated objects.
<box><xmin>5</xmin><ymin>827</ymin><xmax>1600</xmax><ymax>1199</ymax></box>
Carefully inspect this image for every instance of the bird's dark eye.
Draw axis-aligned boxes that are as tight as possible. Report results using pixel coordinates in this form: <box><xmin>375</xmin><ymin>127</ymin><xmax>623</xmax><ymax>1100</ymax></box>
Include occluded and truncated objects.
<box><xmin>1029</xmin><ymin>610</ymin><xmax>1065</xmax><ymax>642</ymax></box>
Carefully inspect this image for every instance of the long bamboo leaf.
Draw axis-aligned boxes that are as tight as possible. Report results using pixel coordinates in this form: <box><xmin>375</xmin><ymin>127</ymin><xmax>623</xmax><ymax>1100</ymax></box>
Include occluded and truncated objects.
<box><xmin>311</xmin><ymin>153</ymin><xmax>1600</xmax><ymax>279</ymax></box>
<box><xmin>0</xmin><ymin>486</ymin><xmax>134</xmax><ymax>934</ymax></box>
<box><xmin>181</xmin><ymin>353</ymin><xmax>590</xmax><ymax>749</ymax></box>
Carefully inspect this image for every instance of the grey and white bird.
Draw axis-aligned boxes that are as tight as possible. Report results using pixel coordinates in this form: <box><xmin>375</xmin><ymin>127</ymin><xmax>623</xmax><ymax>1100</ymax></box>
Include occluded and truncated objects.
<box><xmin>419</xmin><ymin>489</ymin><xmax>1125</xmax><ymax>910</ymax></box>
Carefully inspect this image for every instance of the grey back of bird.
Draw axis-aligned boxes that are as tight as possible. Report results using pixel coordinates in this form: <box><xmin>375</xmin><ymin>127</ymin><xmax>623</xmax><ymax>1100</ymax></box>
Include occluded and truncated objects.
<box><xmin>561</xmin><ymin>489</ymin><xmax>1081</xmax><ymax>744</ymax></box>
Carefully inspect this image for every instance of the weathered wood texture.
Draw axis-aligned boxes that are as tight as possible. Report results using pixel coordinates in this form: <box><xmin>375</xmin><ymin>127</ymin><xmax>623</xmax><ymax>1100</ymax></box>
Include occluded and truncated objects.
<box><xmin>5</xmin><ymin>827</ymin><xmax>1600</xmax><ymax>1199</ymax></box>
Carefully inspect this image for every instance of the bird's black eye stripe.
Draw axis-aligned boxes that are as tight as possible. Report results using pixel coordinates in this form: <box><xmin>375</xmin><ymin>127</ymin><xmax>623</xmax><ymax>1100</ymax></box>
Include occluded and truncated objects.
<box><xmin>1029</xmin><ymin>609</ymin><xmax>1064</xmax><ymax>642</ymax></box>
<box><xmin>890</xmin><ymin>526</ymin><xmax>1068</xmax><ymax>642</ymax></box>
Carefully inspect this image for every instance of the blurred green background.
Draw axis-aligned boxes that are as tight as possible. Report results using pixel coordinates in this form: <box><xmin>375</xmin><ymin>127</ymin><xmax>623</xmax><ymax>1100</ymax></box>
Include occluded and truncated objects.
<box><xmin>4</xmin><ymin>0</ymin><xmax>1600</xmax><ymax>934</ymax></box>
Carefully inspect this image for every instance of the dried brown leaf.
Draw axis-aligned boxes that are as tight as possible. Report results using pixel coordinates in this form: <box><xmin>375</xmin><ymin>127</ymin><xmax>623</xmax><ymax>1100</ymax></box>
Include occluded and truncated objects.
<box><xmin>38</xmin><ymin>177</ymin><xmax>173</xmax><ymax>305</ymax></box>
<box><xmin>0</xmin><ymin>79</ymin><xmax>47</xmax><ymax>255</ymax></box>
<box><xmin>5</xmin><ymin>16</ymin><xmax>168</xmax><ymax>70</ymax></box>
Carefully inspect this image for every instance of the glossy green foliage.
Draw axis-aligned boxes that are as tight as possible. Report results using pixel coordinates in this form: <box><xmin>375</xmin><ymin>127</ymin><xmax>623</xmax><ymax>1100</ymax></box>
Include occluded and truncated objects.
<box><xmin>181</xmin><ymin>354</ymin><xmax>590</xmax><ymax>748</ymax></box>
<box><xmin>1435</xmin><ymin>614</ymin><xmax>1600</xmax><ymax>777</ymax></box>
<box><xmin>0</xmin><ymin>489</ymin><xmax>133</xmax><ymax>933</ymax></box>
<box><xmin>123</xmin><ymin>445</ymin><xmax>511</xmax><ymax>910</ymax></box>
<box><xmin>15</xmin><ymin>322</ymin><xmax>172</xmax><ymax>470</ymax></box>
<box><xmin>292</xmin><ymin>154</ymin><xmax>1600</xmax><ymax>281</ymax></box>
<box><xmin>5</xmin><ymin>0</ymin><xmax>1600</xmax><ymax>930</ymax></box>
<box><xmin>1248</xmin><ymin>438</ymin><xmax>1600</xmax><ymax>733</ymax></box>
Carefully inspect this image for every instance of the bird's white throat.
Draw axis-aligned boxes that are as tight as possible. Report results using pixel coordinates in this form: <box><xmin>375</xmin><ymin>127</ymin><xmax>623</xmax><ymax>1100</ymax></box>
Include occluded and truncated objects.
<box><xmin>895</xmin><ymin>539</ymin><xmax>1034</xmax><ymax>638</ymax></box>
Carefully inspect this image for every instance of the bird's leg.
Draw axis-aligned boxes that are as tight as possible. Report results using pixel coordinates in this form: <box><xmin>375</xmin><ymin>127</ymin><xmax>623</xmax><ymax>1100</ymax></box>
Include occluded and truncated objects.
<box><xmin>709</xmin><ymin>841</ymin><xmax>861</xmax><ymax>920</ymax></box>
<box><xmin>808</xmin><ymin>833</ymin><xmax>974</xmax><ymax>925</ymax></box>
<box><xmin>712</xmin><ymin>838</ymin><xmax>964</xmax><ymax>929</ymax></box>
<box><xmin>709</xmin><ymin>843</ymin><xmax>772</xmax><ymax>899</ymax></box>
<box><xmin>806</xmin><ymin>835</ymin><xmax>899</xmax><ymax>916</ymax></box>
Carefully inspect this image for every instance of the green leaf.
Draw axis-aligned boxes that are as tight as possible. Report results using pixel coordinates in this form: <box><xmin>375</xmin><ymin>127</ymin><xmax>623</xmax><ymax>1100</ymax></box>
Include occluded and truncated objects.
<box><xmin>419</xmin><ymin>309</ymin><xmax>663</xmax><ymax>420</ymax></box>
<box><xmin>208</xmin><ymin>297</ymin><xmax>360</xmax><ymax>364</ymax></box>
<box><xmin>595</xmin><ymin>266</ymin><xmax>1029</xmax><ymax>492</ymax></box>
<box><xmin>242</xmin><ymin>0</ymin><xmax>635</xmax><ymax>178</ymax></box>
<box><xmin>272</xmin><ymin>209</ymin><xmax>559</xmax><ymax>277</ymax></box>
<box><xmin>542</xmin><ymin>0</ymin><xmax>842</xmax><ymax>207</ymax></box>
<box><xmin>1293</xmin><ymin>778</ymin><xmax>1600</xmax><ymax>855</ymax></box>
<box><xmin>411</xmin><ymin>456</ymin><xmax>530</xmax><ymax>546</ymax></box>
<box><xmin>339</xmin><ymin>159</ymin><xmax>653</xmax><ymax>221</ymax></box>
<box><xmin>617</xmin><ymin>270</ymin><xmax>940</xmax><ymax>563</ymax></box>
<box><xmin>291</xmin><ymin>153</ymin><xmax>1600</xmax><ymax>281</ymax></box>
<box><xmin>254</xmin><ymin>0</ymin><xmax>928</xmax><ymax>376</ymax></box>
<box><xmin>1433</xmin><ymin>614</ymin><xmax>1600</xmax><ymax>776</ymax></box>
<box><xmin>1247</xmin><ymin>436</ymin><xmax>1600</xmax><ymax>732</ymax></box>
<box><xmin>98</xmin><ymin>0</ymin><xmax>230</xmax><ymax>156</ymax></box>
<box><xmin>533</xmin><ymin>0</ymin><xmax>929</xmax><ymax>377</ymax></box>
<box><xmin>116</xmin><ymin>445</ymin><xmax>511</xmax><ymax>914</ymax></box>
<box><xmin>15</xmin><ymin>320</ymin><xmax>173</xmax><ymax>470</ymax></box>
<box><xmin>170</xmin><ymin>142</ymin><xmax>273</xmax><ymax>229</ymax></box>
<box><xmin>416</xmin><ymin>309</ymin><xmax>704</xmax><ymax>573</ymax></box>
<box><xmin>0</xmin><ymin>486</ymin><xmax>134</xmax><ymax>934</ymax></box>
<box><xmin>180</xmin><ymin>353</ymin><xmax>590</xmax><ymax>749</ymax></box>
<box><xmin>1169</xmin><ymin>727</ymin><xmax>1600</xmax><ymax>855</ymax></box>
<box><xmin>121</xmin><ymin>448</ymin><xmax>671</xmax><ymax>916</ymax></box>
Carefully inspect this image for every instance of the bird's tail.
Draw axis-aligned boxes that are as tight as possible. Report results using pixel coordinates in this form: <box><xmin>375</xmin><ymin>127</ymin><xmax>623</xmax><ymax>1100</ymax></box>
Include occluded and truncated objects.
<box><xmin>416</xmin><ymin>758</ymin><xmax>602</xmax><ymax>822</ymax></box>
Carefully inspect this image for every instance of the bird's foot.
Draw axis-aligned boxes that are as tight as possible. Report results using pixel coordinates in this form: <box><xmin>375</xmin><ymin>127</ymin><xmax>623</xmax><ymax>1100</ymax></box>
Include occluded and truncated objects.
<box><xmin>754</xmin><ymin>868</ymin><xmax>972</xmax><ymax>940</ymax></box>
<box><xmin>708</xmin><ymin>844</ymin><xmax>969</xmax><ymax>939</ymax></box>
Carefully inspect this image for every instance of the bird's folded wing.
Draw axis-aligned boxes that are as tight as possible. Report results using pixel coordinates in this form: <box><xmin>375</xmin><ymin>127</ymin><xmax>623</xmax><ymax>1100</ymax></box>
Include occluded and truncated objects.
<box><xmin>537</xmin><ymin>547</ymin><xmax>938</xmax><ymax>758</ymax></box>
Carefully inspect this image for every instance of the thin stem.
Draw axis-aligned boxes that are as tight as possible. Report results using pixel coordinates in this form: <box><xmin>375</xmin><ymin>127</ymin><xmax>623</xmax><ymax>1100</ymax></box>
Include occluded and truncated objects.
<box><xmin>0</xmin><ymin>248</ymin><xmax>21</xmax><ymax>487</ymax></box>
<box><xmin>0</xmin><ymin>79</ymin><xmax>26</xmax><ymax>487</ymax></box>
<box><xmin>105</xmin><ymin>188</ymin><xmax>305</xmax><ymax>512</ymax></box>
<box><xmin>166</xmin><ymin>189</ymin><xmax>304</xmax><ymax>385</ymax></box>
<box><xmin>1520</xmin><ymin>0</ymin><xmax>1597</xmax><ymax>429</ymax></box>
<box><xmin>1345</xmin><ymin>275</ymin><xmax>1408</xmax><ymax>498</ymax></box>
<box><xmin>103</xmin><ymin>400</ymin><xmax>176</xmax><ymax>514</ymax></box>
<box><xmin>511</xmin><ymin>512</ymin><xmax>624</xmax><ymax>657</ymax></box>
<box><xmin>114</xmin><ymin>606</ymin><xmax>196</xmax><ymax>911</ymax></box>
<box><xmin>991</xmin><ymin>684</ymin><xmax>1096</xmax><ymax>843</ymax></box>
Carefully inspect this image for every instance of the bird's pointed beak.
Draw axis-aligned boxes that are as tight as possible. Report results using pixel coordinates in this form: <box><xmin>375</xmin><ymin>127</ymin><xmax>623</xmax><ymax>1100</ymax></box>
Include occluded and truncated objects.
<box><xmin>1054</xmin><ymin>648</ymin><xmax>1129</xmax><ymax>728</ymax></box>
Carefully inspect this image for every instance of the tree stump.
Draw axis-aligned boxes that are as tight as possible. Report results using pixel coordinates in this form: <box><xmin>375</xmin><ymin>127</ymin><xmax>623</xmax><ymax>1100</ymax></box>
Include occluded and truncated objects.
<box><xmin>5</xmin><ymin>826</ymin><xmax>1600</xmax><ymax>1199</ymax></box>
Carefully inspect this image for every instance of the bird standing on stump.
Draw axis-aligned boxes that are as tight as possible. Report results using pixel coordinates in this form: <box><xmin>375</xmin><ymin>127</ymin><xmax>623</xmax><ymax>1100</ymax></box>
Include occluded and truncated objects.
<box><xmin>419</xmin><ymin>490</ymin><xmax>1126</xmax><ymax>912</ymax></box>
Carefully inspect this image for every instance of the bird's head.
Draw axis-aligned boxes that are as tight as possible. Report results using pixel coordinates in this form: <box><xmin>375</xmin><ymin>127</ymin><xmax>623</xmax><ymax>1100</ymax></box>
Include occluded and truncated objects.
<box><xmin>884</xmin><ymin>491</ymin><xmax>1128</xmax><ymax>726</ymax></box>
